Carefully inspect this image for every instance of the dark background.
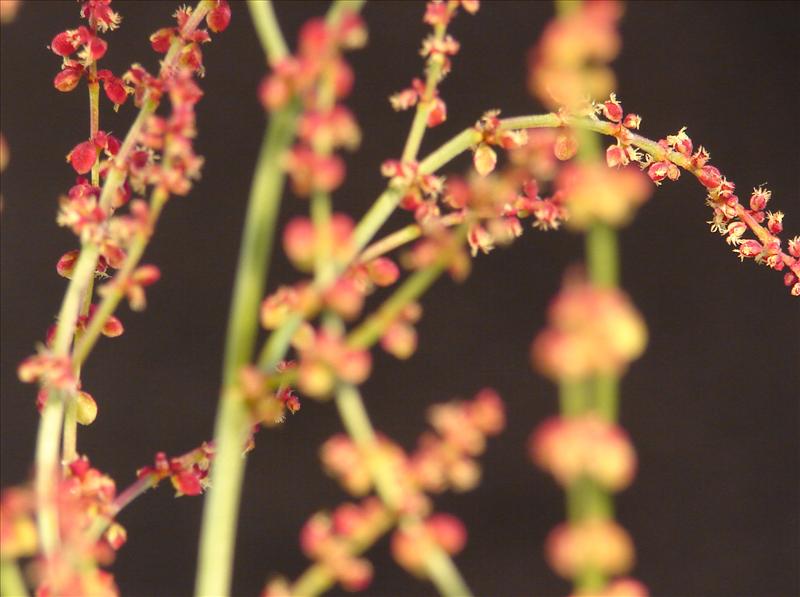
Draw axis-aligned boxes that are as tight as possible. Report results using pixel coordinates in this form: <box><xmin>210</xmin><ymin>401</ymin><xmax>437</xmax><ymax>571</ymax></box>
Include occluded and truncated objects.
<box><xmin>1</xmin><ymin>1</ymin><xmax>798</xmax><ymax>596</ymax></box>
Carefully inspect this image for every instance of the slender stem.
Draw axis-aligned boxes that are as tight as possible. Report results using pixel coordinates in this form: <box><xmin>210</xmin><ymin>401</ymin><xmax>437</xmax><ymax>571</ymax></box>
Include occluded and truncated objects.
<box><xmin>61</xmin><ymin>397</ymin><xmax>78</xmax><ymax>467</ymax></box>
<box><xmin>34</xmin><ymin>394</ymin><xmax>64</xmax><ymax>558</ymax></box>
<box><xmin>335</xmin><ymin>385</ymin><xmax>472</xmax><ymax>597</ymax></box>
<box><xmin>0</xmin><ymin>558</ymin><xmax>29</xmax><ymax>597</ymax></box>
<box><xmin>400</xmin><ymin>20</ymin><xmax>447</xmax><ymax>163</ymax></box>
<box><xmin>195</xmin><ymin>106</ymin><xmax>298</xmax><ymax>597</ymax></box>
<box><xmin>290</xmin><ymin>505</ymin><xmax>395</xmax><ymax>596</ymax></box>
<box><xmin>71</xmin><ymin>189</ymin><xmax>169</xmax><ymax>368</ymax></box>
<box><xmin>247</xmin><ymin>0</ymin><xmax>288</xmax><ymax>64</ymax></box>
<box><xmin>348</xmin><ymin>226</ymin><xmax>466</xmax><ymax>350</ymax></box>
<box><xmin>586</xmin><ymin>222</ymin><xmax>618</xmax><ymax>288</ymax></box>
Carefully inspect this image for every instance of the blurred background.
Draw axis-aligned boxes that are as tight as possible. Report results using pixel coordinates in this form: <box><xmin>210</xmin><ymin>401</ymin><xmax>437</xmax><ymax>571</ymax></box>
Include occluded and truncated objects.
<box><xmin>1</xmin><ymin>1</ymin><xmax>798</xmax><ymax>595</ymax></box>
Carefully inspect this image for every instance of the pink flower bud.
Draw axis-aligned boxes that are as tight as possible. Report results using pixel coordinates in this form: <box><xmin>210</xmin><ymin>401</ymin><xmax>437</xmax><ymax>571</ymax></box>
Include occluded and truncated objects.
<box><xmin>749</xmin><ymin>187</ymin><xmax>771</xmax><ymax>211</ymax></box>
<box><xmin>427</xmin><ymin>97</ymin><xmax>447</xmax><ymax>127</ymax></box>
<box><xmin>67</xmin><ymin>140</ymin><xmax>97</xmax><ymax>174</ymax></box>
<box><xmin>283</xmin><ymin>217</ymin><xmax>315</xmax><ymax>271</ymax></box>
<box><xmin>206</xmin><ymin>0</ymin><xmax>231</xmax><ymax>33</ymax></box>
<box><xmin>426</xmin><ymin>513</ymin><xmax>467</xmax><ymax>555</ymax></box>
<box><xmin>104</xmin><ymin>523</ymin><xmax>127</xmax><ymax>551</ymax></box>
<box><xmin>697</xmin><ymin>165</ymin><xmax>722</xmax><ymax>189</ymax></box>
<box><xmin>54</xmin><ymin>65</ymin><xmax>85</xmax><ymax>92</ymax></box>
<box><xmin>766</xmin><ymin>211</ymin><xmax>784</xmax><ymax>235</ymax></box>
<box><xmin>606</xmin><ymin>144</ymin><xmax>627</xmax><ymax>168</ymax></box>
<box><xmin>622</xmin><ymin>113</ymin><xmax>641</xmax><ymax>129</ymax></box>
<box><xmin>602</xmin><ymin>97</ymin><xmax>624</xmax><ymax>122</ymax></box>
<box><xmin>366</xmin><ymin>257</ymin><xmax>399</xmax><ymax>286</ymax></box>
<box><xmin>51</xmin><ymin>31</ymin><xmax>79</xmax><ymax>56</ymax></box>
<box><xmin>546</xmin><ymin>520</ymin><xmax>634</xmax><ymax>579</ymax></box>
<box><xmin>149</xmin><ymin>27</ymin><xmax>174</xmax><ymax>53</ymax></box>
<box><xmin>380</xmin><ymin>322</ymin><xmax>417</xmax><ymax>359</ymax></box>
<box><xmin>56</xmin><ymin>250</ymin><xmax>80</xmax><ymax>278</ymax></box>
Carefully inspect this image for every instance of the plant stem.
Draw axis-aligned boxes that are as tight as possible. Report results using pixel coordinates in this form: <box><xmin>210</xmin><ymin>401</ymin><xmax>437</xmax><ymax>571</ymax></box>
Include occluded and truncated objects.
<box><xmin>335</xmin><ymin>385</ymin><xmax>472</xmax><ymax>597</ymax></box>
<box><xmin>195</xmin><ymin>106</ymin><xmax>298</xmax><ymax>597</ymax></box>
<box><xmin>348</xmin><ymin>226</ymin><xmax>466</xmax><ymax>350</ymax></box>
<box><xmin>247</xmin><ymin>0</ymin><xmax>288</xmax><ymax>64</ymax></box>
<box><xmin>0</xmin><ymin>558</ymin><xmax>29</xmax><ymax>597</ymax></box>
<box><xmin>71</xmin><ymin>189</ymin><xmax>169</xmax><ymax>369</ymax></box>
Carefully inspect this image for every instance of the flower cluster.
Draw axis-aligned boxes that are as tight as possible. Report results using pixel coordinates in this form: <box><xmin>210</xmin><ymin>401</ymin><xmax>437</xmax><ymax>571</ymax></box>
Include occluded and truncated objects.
<box><xmin>259</xmin><ymin>11</ymin><xmax>366</xmax><ymax>196</ymax></box>
<box><xmin>531</xmin><ymin>279</ymin><xmax>647</xmax><ymax>380</ymax></box>
<box><xmin>136</xmin><ymin>442</ymin><xmax>214</xmax><ymax>497</ymax></box>
<box><xmin>389</xmin><ymin>1</ymin><xmax>480</xmax><ymax>127</ymax></box>
<box><xmin>35</xmin><ymin>458</ymin><xmax>125</xmax><ymax>596</ymax></box>
<box><xmin>530</xmin><ymin>414</ymin><xmax>636</xmax><ymax>491</ymax></box>
<box><xmin>321</xmin><ymin>389</ymin><xmax>504</xmax><ymax>511</ymax></box>
<box><xmin>238</xmin><ymin>364</ymin><xmax>301</xmax><ymax>427</ymax></box>
<box><xmin>529</xmin><ymin>0</ymin><xmax>622</xmax><ymax>112</ymax></box>
<box><xmin>594</xmin><ymin>94</ymin><xmax>800</xmax><ymax>295</ymax></box>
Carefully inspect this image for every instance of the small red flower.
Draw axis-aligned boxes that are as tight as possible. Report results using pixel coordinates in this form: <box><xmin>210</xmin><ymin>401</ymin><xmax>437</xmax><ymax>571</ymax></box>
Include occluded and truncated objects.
<box><xmin>206</xmin><ymin>0</ymin><xmax>231</xmax><ymax>33</ymax></box>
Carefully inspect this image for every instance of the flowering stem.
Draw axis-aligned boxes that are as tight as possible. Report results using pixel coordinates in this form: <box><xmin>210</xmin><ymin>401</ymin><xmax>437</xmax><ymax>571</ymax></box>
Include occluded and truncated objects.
<box><xmin>348</xmin><ymin>226</ymin><xmax>467</xmax><ymax>350</ymax></box>
<box><xmin>195</xmin><ymin>105</ymin><xmax>298</xmax><ymax>597</ymax></box>
<box><xmin>358</xmin><ymin>213</ymin><xmax>462</xmax><ymax>264</ymax></box>
<box><xmin>0</xmin><ymin>558</ymin><xmax>29</xmax><ymax>597</ymax></box>
<box><xmin>290</xmin><ymin>506</ymin><xmax>395</xmax><ymax>596</ymax></box>
<box><xmin>335</xmin><ymin>385</ymin><xmax>472</xmax><ymax>597</ymax></box>
<box><xmin>71</xmin><ymin>188</ymin><xmax>169</xmax><ymax>369</ymax></box>
<box><xmin>401</xmin><ymin>21</ymin><xmax>447</xmax><ymax>163</ymax></box>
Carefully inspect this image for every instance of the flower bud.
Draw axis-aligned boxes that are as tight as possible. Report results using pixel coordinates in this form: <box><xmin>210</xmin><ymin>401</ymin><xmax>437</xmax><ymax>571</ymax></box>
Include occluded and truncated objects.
<box><xmin>76</xmin><ymin>391</ymin><xmax>98</xmax><ymax>425</ymax></box>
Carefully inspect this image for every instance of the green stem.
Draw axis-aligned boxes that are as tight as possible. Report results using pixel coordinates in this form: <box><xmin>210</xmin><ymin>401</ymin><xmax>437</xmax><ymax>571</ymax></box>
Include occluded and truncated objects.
<box><xmin>586</xmin><ymin>222</ymin><xmax>618</xmax><ymax>288</ymax></box>
<box><xmin>0</xmin><ymin>558</ymin><xmax>29</xmax><ymax>597</ymax></box>
<box><xmin>71</xmin><ymin>189</ymin><xmax>168</xmax><ymax>369</ymax></box>
<box><xmin>195</xmin><ymin>106</ymin><xmax>298</xmax><ymax>597</ymax></box>
<box><xmin>34</xmin><ymin>394</ymin><xmax>64</xmax><ymax>558</ymax></box>
<box><xmin>247</xmin><ymin>0</ymin><xmax>288</xmax><ymax>64</ymax></box>
<box><xmin>335</xmin><ymin>385</ymin><xmax>472</xmax><ymax>597</ymax></box>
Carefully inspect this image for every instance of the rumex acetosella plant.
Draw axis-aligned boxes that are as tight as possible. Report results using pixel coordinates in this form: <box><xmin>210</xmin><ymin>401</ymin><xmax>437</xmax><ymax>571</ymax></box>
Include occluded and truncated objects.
<box><xmin>0</xmin><ymin>1</ymin><xmax>797</xmax><ymax>596</ymax></box>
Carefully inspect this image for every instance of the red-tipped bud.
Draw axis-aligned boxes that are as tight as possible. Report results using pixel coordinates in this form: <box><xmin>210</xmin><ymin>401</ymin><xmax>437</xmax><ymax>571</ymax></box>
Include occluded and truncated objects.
<box><xmin>283</xmin><ymin>217</ymin><xmax>316</xmax><ymax>271</ymax></box>
<box><xmin>602</xmin><ymin>95</ymin><xmax>624</xmax><ymax>122</ymax></box>
<box><xmin>698</xmin><ymin>165</ymin><xmax>722</xmax><ymax>189</ymax></box>
<box><xmin>54</xmin><ymin>65</ymin><xmax>85</xmax><ymax>92</ymax></box>
<box><xmin>56</xmin><ymin>250</ymin><xmax>80</xmax><ymax>278</ymax></box>
<box><xmin>51</xmin><ymin>31</ymin><xmax>79</xmax><ymax>56</ymax></box>
<box><xmin>366</xmin><ymin>257</ymin><xmax>399</xmax><ymax>286</ymax></box>
<box><xmin>606</xmin><ymin>144</ymin><xmax>627</xmax><ymax>168</ymax></box>
<box><xmin>67</xmin><ymin>140</ymin><xmax>97</xmax><ymax>174</ymax></box>
<box><xmin>427</xmin><ymin>97</ymin><xmax>447</xmax><ymax>127</ymax></box>
<box><xmin>749</xmin><ymin>187</ymin><xmax>771</xmax><ymax>211</ymax></box>
<box><xmin>766</xmin><ymin>211</ymin><xmax>784</xmax><ymax>235</ymax></box>
<box><xmin>149</xmin><ymin>27</ymin><xmax>174</xmax><ymax>53</ymax></box>
<box><xmin>622</xmin><ymin>113</ymin><xmax>642</xmax><ymax>130</ymax></box>
<box><xmin>207</xmin><ymin>0</ymin><xmax>231</xmax><ymax>32</ymax></box>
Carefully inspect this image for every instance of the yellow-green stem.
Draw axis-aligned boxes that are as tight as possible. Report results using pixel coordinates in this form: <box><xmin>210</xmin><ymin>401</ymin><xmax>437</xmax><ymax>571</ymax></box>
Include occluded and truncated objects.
<box><xmin>0</xmin><ymin>558</ymin><xmax>29</xmax><ymax>597</ymax></box>
<box><xmin>71</xmin><ymin>189</ymin><xmax>169</xmax><ymax>369</ymax></box>
<box><xmin>247</xmin><ymin>0</ymin><xmax>288</xmax><ymax>64</ymax></box>
<box><xmin>195</xmin><ymin>106</ymin><xmax>298</xmax><ymax>597</ymax></box>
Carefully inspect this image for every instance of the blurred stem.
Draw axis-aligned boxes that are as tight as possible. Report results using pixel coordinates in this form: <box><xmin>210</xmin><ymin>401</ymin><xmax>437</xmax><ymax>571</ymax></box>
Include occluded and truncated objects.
<box><xmin>348</xmin><ymin>225</ymin><xmax>466</xmax><ymax>350</ymax></box>
<box><xmin>335</xmin><ymin>385</ymin><xmax>472</xmax><ymax>597</ymax></box>
<box><xmin>247</xmin><ymin>0</ymin><xmax>288</xmax><ymax>63</ymax></box>
<box><xmin>0</xmin><ymin>559</ymin><xmax>29</xmax><ymax>597</ymax></box>
<box><xmin>195</xmin><ymin>105</ymin><xmax>298</xmax><ymax>597</ymax></box>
